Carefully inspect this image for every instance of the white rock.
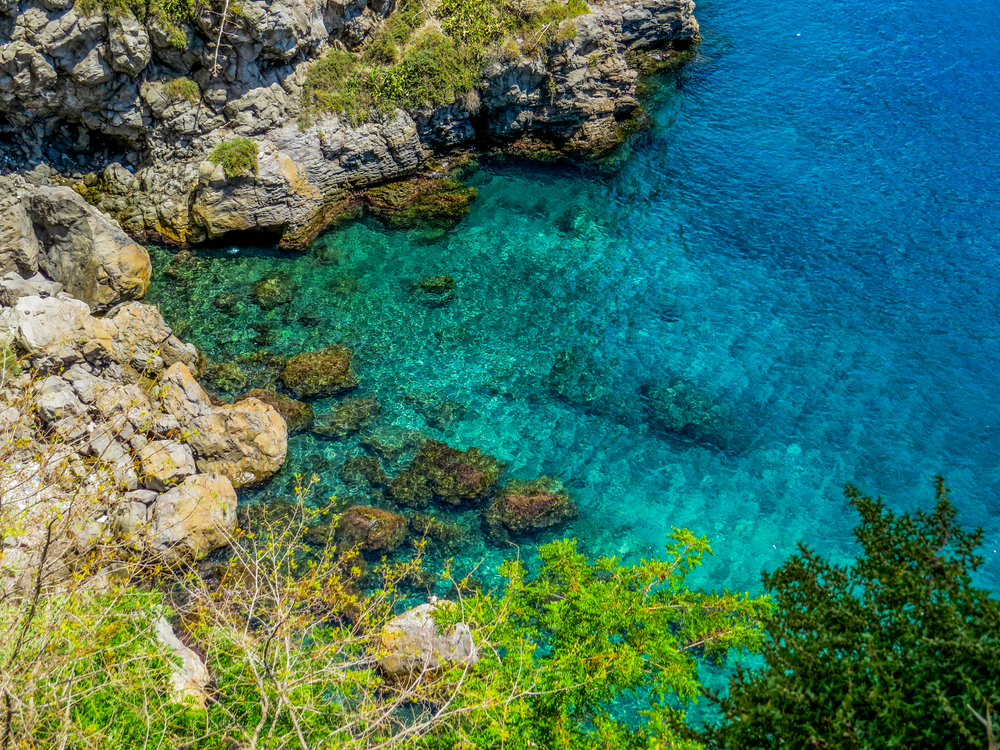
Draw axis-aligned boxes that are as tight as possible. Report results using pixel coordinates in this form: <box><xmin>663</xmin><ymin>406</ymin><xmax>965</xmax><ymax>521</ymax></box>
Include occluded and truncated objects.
<box><xmin>379</xmin><ymin>602</ymin><xmax>479</xmax><ymax>678</ymax></box>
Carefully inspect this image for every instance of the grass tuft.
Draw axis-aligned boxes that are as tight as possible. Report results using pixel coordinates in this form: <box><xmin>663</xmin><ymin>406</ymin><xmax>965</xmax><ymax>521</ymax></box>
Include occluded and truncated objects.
<box><xmin>207</xmin><ymin>138</ymin><xmax>259</xmax><ymax>179</ymax></box>
<box><xmin>163</xmin><ymin>77</ymin><xmax>200</xmax><ymax>102</ymax></box>
<box><xmin>302</xmin><ymin>0</ymin><xmax>592</xmax><ymax>124</ymax></box>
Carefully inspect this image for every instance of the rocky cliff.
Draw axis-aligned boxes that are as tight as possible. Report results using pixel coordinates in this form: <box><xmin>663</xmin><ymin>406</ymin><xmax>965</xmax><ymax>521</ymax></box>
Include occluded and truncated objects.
<box><xmin>0</xmin><ymin>0</ymin><xmax>698</xmax><ymax>246</ymax></box>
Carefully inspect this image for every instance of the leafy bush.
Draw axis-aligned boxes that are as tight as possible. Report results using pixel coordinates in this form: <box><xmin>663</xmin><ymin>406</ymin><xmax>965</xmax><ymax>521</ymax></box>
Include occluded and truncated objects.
<box><xmin>163</xmin><ymin>76</ymin><xmax>200</xmax><ymax>102</ymax></box>
<box><xmin>302</xmin><ymin>0</ymin><xmax>592</xmax><ymax>123</ymax></box>
<box><xmin>0</xmin><ymin>590</ymin><xmax>201</xmax><ymax>747</ymax></box>
<box><xmin>207</xmin><ymin>137</ymin><xmax>259</xmax><ymax>178</ymax></box>
<box><xmin>0</xmin><ymin>487</ymin><xmax>770</xmax><ymax>748</ymax></box>
<box><xmin>701</xmin><ymin>478</ymin><xmax>1000</xmax><ymax>750</ymax></box>
<box><xmin>77</xmin><ymin>0</ymin><xmax>195</xmax><ymax>50</ymax></box>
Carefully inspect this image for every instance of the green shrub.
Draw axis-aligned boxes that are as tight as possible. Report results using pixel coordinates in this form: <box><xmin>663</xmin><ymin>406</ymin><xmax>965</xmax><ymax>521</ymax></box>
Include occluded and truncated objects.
<box><xmin>163</xmin><ymin>76</ymin><xmax>200</xmax><ymax>102</ymax></box>
<box><xmin>1</xmin><ymin>341</ymin><xmax>21</xmax><ymax>376</ymax></box>
<box><xmin>0</xmin><ymin>591</ymin><xmax>201</xmax><ymax>747</ymax></box>
<box><xmin>701</xmin><ymin>478</ymin><xmax>1000</xmax><ymax>750</ymax></box>
<box><xmin>77</xmin><ymin>0</ymin><xmax>194</xmax><ymax>50</ymax></box>
<box><xmin>207</xmin><ymin>137</ymin><xmax>259</xmax><ymax>178</ymax></box>
<box><xmin>302</xmin><ymin>0</ymin><xmax>591</xmax><ymax>123</ymax></box>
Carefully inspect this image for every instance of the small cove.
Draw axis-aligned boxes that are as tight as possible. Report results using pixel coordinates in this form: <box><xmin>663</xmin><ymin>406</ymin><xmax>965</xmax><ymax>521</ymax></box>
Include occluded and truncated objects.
<box><xmin>146</xmin><ymin>0</ymin><xmax>1000</xmax><ymax>593</ymax></box>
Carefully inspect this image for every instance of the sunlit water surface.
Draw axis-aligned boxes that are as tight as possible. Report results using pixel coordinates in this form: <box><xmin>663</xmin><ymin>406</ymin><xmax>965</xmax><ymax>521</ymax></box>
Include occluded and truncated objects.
<box><xmin>146</xmin><ymin>0</ymin><xmax>1000</xmax><ymax>594</ymax></box>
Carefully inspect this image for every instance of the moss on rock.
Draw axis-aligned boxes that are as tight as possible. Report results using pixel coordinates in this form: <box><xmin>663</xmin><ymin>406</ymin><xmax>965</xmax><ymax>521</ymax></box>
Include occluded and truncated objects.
<box><xmin>280</xmin><ymin>345</ymin><xmax>359</xmax><ymax>398</ymax></box>
<box><xmin>365</xmin><ymin>178</ymin><xmax>477</xmax><ymax>229</ymax></box>
<box><xmin>335</xmin><ymin>505</ymin><xmax>409</xmax><ymax>552</ymax></box>
<box><xmin>483</xmin><ymin>476</ymin><xmax>577</xmax><ymax>540</ymax></box>
<box><xmin>312</xmin><ymin>397</ymin><xmax>383</xmax><ymax>439</ymax></box>
<box><xmin>389</xmin><ymin>439</ymin><xmax>506</xmax><ymax>508</ymax></box>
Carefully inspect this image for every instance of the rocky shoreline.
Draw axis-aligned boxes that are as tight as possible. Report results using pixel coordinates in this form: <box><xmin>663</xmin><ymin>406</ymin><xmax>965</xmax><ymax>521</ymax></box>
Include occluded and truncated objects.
<box><xmin>1</xmin><ymin>0</ymin><xmax>698</xmax><ymax>247</ymax></box>
<box><xmin>0</xmin><ymin>171</ymin><xmax>586</xmax><ymax>595</ymax></box>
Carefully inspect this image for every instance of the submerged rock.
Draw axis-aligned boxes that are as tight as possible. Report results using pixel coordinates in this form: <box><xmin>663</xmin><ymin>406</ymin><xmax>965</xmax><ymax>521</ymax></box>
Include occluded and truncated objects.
<box><xmin>336</xmin><ymin>505</ymin><xmax>408</xmax><ymax>552</ymax></box>
<box><xmin>360</xmin><ymin>425</ymin><xmax>429</xmax><ymax>464</ymax></box>
<box><xmin>641</xmin><ymin>377</ymin><xmax>751</xmax><ymax>452</ymax></box>
<box><xmin>404</xmin><ymin>391</ymin><xmax>467</xmax><ymax>430</ymax></box>
<box><xmin>253</xmin><ymin>271</ymin><xmax>300</xmax><ymax>310</ymax></box>
<box><xmin>236</xmin><ymin>388</ymin><xmax>314</xmax><ymax>433</ymax></box>
<box><xmin>410</xmin><ymin>274</ymin><xmax>456</xmax><ymax>306</ymax></box>
<box><xmin>206</xmin><ymin>361</ymin><xmax>248</xmax><ymax>393</ymax></box>
<box><xmin>410</xmin><ymin>513</ymin><xmax>466</xmax><ymax>549</ymax></box>
<box><xmin>312</xmin><ymin>396</ymin><xmax>382</xmax><ymax>439</ymax></box>
<box><xmin>389</xmin><ymin>439</ymin><xmax>506</xmax><ymax>508</ymax></box>
<box><xmin>327</xmin><ymin>277</ymin><xmax>361</xmax><ymax>295</ymax></box>
<box><xmin>280</xmin><ymin>344</ymin><xmax>359</xmax><ymax>398</ymax></box>
<box><xmin>483</xmin><ymin>476</ymin><xmax>578</xmax><ymax>540</ymax></box>
<box><xmin>366</xmin><ymin>179</ymin><xmax>477</xmax><ymax>229</ymax></box>
<box><xmin>339</xmin><ymin>455</ymin><xmax>389</xmax><ymax>489</ymax></box>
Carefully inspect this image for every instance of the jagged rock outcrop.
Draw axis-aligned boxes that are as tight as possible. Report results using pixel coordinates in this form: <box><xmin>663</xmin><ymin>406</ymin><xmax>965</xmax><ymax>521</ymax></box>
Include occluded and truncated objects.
<box><xmin>0</xmin><ymin>188</ymin><xmax>288</xmax><ymax>591</ymax></box>
<box><xmin>0</xmin><ymin>176</ymin><xmax>152</xmax><ymax>311</ymax></box>
<box><xmin>0</xmin><ymin>0</ymin><xmax>698</xmax><ymax>247</ymax></box>
<box><xmin>160</xmin><ymin>362</ymin><xmax>288</xmax><ymax>487</ymax></box>
<box><xmin>24</xmin><ymin>186</ymin><xmax>151</xmax><ymax>311</ymax></box>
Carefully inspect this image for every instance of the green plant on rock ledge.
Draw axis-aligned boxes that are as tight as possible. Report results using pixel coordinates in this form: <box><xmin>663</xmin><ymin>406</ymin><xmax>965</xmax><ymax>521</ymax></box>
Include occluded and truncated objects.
<box><xmin>163</xmin><ymin>76</ymin><xmax>200</xmax><ymax>102</ymax></box>
<box><xmin>207</xmin><ymin>137</ymin><xmax>259</xmax><ymax>178</ymax></box>
<box><xmin>302</xmin><ymin>0</ymin><xmax>592</xmax><ymax>125</ymax></box>
<box><xmin>77</xmin><ymin>0</ymin><xmax>195</xmax><ymax>50</ymax></box>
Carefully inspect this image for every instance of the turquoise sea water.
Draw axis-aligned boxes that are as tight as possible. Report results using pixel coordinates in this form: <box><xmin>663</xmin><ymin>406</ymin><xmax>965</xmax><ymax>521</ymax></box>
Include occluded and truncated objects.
<box><xmin>146</xmin><ymin>0</ymin><xmax>1000</xmax><ymax>594</ymax></box>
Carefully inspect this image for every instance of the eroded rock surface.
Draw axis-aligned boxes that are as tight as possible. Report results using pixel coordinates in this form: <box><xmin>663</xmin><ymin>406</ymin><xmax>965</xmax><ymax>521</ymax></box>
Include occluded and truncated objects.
<box><xmin>0</xmin><ymin>0</ymin><xmax>699</xmax><ymax>247</ymax></box>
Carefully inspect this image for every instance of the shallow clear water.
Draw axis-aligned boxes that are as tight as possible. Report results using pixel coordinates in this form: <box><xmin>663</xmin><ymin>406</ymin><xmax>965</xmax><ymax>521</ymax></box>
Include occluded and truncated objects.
<box><xmin>146</xmin><ymin>0</ymin><xmax>1000</xmax><ymax>593</ymax></box>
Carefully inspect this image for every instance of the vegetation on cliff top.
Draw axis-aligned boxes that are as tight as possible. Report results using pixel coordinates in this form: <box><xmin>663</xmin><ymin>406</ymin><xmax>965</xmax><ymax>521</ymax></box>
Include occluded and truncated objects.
<box><xmin>301</xmin><ymin>0</ymin><xmax>591</xmax><ymax>125</ymax></box>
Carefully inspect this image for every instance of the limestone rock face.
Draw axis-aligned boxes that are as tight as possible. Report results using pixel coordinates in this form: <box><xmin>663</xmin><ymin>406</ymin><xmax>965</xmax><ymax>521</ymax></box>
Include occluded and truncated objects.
<box><xmin>108</xmin><ymin>301</ymin><xmax>200</xmax><ymax>374</ymax></box>
<box><xmin>0</xmin><ymin>0</ymin><xmax>698</xmax><ymax>248</ymax></box>
<box><xmin>0</xmin><ymin>188</ymin><xmax>39</xmax><ymax>276</ymax></box>
<box><xmin>161</xmin><ymin>362</ymin><xmax>288</xmax><ymax>487</ymax></box>
<box><xmin>23</xmin><ymin>187</ymin><xmax>151</xmax><ymax>312</ymax></box>
<box><xmin>151</xmin><ymin>473</ymin><xmax>237</xmax><ymax>566</ymax></box>
<box><xmin>138</xmin><ymin>439</ymin><xmax>196</xmax><ymax>491</ymax></box>
<box><xmin>379</xmin><ymin>602</ymin><xmax>479</xmax><ymax>679</ymax></box>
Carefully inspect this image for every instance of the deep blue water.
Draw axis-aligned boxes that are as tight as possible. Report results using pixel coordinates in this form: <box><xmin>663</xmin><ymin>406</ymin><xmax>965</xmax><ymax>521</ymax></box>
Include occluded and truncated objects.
<box><xmin>147</xmin><ymin>0</ymin><xmax>1000</xmax><ymax>593</ymax></box>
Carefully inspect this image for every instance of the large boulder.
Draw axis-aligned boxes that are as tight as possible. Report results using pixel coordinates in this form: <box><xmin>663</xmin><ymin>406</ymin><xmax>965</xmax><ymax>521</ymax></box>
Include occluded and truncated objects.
<box><xmin>379</xmin><ymin>602</ymin><xmax>479</xmax><ymax>679</ymax></box>
<box><xmin>24</xmin><ymin>187</ymin><xmax>151</xmax><ymax>312</ymax></box>
<box><xmin>0</xmin><ymin>294</ymin><xmax>114</xmax><ymax>367</ymax></box>
<box><xmin>483</xmin><ymin>477</ymin><xmax>578</xmax><ymax>540</ymax></box>
<box><xmin>138</xmin><ymin>439</ymin><xmax>196</xmax><ymax>492</ymax></box>
<box><xmin>107</xmin><ymin>302</ymin><xmax>199</xmax><ymax>374</ymax></box>
<box><xmin>150</xmin><ymin>473</ymin><xmax>237</xmax><ymax>566</ymax></box>
<box><xmin>0</xmin><ymin>198</ymin><xmax>39</xmax><ymax>276</ymax></box>
<box><xmin>279</xmin><ymin>344</ymin><xmax>359</xmax><ymax>398</ymax></box>
<box><xmin>336</xmin><ymin>505</ymin><xmax>408</xmax><ymax>552</ymax></box>
<box><xmin>160</xmin><ymin>363</ymin><xmax>287</xmax><ymax>487</ymax></box>
<box><xmin>389</xmin><ymin>439</ymin><xmax>506</xmax><ymax>508</ymax></box>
